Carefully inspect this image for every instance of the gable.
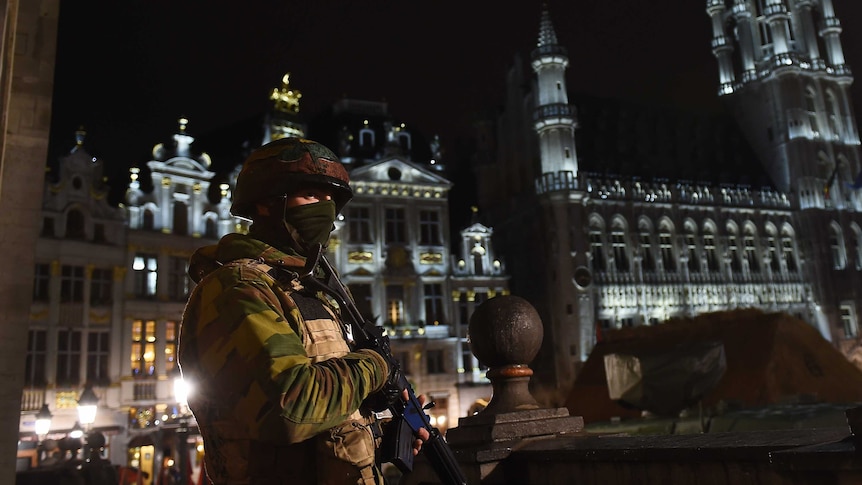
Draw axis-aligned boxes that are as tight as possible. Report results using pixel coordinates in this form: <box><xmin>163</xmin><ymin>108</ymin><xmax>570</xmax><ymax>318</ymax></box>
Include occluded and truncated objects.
<box><xmin>350</xmin><ymin>157</ymin><xmax>452</xmax><ymax>187</ymax></box>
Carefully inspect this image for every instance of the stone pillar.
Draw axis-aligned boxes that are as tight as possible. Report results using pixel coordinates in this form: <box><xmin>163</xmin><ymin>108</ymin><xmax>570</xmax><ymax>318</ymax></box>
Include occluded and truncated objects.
<box><xmin>402</xmin><ymin>295</ymin><xmax>585</xmax><ymax>484</ymax></box>
<box><xmin>0</xmin><ymin>0</ymin><xmax>60</xmax><ymax>481</ymax></box>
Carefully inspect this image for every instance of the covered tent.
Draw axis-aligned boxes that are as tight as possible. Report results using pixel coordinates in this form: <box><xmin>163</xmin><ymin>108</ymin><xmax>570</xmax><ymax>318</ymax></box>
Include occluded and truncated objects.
<box><xmin>565</xmin><ymin>309</ymin><xmax>862</xmax><ymax>424</ymax></box>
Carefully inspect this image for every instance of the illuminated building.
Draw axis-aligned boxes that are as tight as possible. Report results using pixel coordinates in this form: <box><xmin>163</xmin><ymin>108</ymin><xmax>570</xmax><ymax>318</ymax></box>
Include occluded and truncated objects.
<box><xmin>21</xmin><ymin>74</ymin><xmax>504</xmax><ymax>478</ymax></box>
<box><xmin>474</xmin><ymin>3</ymin><xmax>862</xmax><ymax>403</ymax></box>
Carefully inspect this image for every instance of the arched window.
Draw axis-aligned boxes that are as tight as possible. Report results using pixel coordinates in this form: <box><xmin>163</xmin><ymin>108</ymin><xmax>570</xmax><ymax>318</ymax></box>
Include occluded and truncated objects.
<box><xmin>703</xmin><ymin>223</ymin><xmax>720</xmax><ymax>272</ymax></box>
<box><xmin>756</xmin><ymin>0</ymin><xmax>773</xmax><ymax>50</ymax></box>
<box><xmin>173</xmin><ymin>201</ymin><xmax>188</xmax><ymax>236</ymax></box>
<box><xmin>727</xmin><ymin>223</ymin><xmax>742</xmax><ymax>273</ymax></box>
<box><xmin>684</xmin><ymin>221</ymin><xmax>700</xmax><ymax>273</ymax></box>
<box><xmin>830</xmin><ymin>223</ymin><xmax>847</xmax><ymax>269</ymax></box>
<box><xmin>826</xmin><ymin>90</ymin><xmax>841</xmax><ymax>139</ymax></box>
<box><xmin>205</xmin><ymin>218</ymin><xmax>217</xmax><ymax>239</ymax></box>
<box><xmin>765</xmin><ymin>225</ymin><xmax>781</xmax><ymax>273</ymax></box>
<box><xmin>611</xmin><ymin>218</ymin><xmax>630</xmax><ymax>272</ymax></box>
<box><xmin>359</xmin><ymin>126</ymin><xmax>375</xmax><ymax>148</ymax></box>
<box><xmin>805</xmin><ymin>87</ymin><xmax>819</xmax><ymax>137</ymax></box>
<box><xmin>658</xmin><ymin>220</ymin><xmax>676</xmax><ymax>273</ymax></box>
<box><xmin>589</xmin><ymin>217</ymin><xmax>607</xmax><ymax>272</ymax></box>
<box><xmin>852</xmin><ymin>224</ymin><xmax>862</xmax><ymax>270</ymax></box>
<box><xmin>398</xmin><ymin>132</ymin><xmax>412</xmax><ymax>153</ymax></box>
<box><xmin>743</xmin><ymin>224</ymin><xmax>760</xmax><ymax>273</ymax></box>
<box><xmin>637</xmin><ymin>218</ymin><xmax>655</xmax><ymax>273</ymax></box>
<box><xmin>143</xmin><ymin>209</ymin><xmax>155</xmax><ymax>231</ymax></box>
<box><xmin>471</xmin><ymin>243</ymin><xmax>486</xmax><ymax>275</ymax></box>
<box><xmin>781</xmin><ymin>227</ymin><xmax>799</xmax><ymax>273</ymax></box>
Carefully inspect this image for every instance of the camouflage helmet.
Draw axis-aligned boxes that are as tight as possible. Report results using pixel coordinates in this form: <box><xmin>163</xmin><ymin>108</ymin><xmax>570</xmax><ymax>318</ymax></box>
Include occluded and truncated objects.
<box><xmin>231</xmin><ymin>137</ymin><xmax>353</xmax><ymax>219</ymax></box>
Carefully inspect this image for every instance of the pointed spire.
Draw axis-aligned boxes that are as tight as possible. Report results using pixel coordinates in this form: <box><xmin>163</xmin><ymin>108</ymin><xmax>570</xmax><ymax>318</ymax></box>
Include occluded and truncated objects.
<box><xmin>537</xmin><ymin>2</ymin><xmax>559</xmax><ymax>48</ymax></box>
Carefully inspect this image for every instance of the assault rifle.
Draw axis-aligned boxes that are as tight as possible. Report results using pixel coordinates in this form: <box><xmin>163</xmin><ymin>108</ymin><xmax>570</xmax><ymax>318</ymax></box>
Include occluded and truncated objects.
<box><xmin>300</xmin><ymin>243</ymin><xmax>467</xmax><ymax>485</ymax></box>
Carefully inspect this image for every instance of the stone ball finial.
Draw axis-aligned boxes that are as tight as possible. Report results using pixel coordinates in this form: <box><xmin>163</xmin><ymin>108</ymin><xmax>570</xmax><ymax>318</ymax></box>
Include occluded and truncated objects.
<box><xmin>467</xmin><ymin>295</ymin><xmax>543</xmax><ymax>414</ymax></box>
<box><xmin>468</xmin><ymin>295</ymin><xmax>543</xmax><ymax>368</ymax></box>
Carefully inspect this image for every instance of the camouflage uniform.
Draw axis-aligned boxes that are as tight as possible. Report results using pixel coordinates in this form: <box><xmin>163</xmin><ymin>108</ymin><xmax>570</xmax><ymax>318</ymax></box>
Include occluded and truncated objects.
<box><xmin>179</xmin><ymin>233</ymin><xmax>389</xmax><ymax>484</ymax></box>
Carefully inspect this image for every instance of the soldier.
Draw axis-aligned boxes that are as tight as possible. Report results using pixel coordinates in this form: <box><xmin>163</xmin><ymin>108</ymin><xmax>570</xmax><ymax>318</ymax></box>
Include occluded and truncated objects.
<box><xmin>179</xmin><ymin>137</ymin><xmax>427</xmax><ymax>485</ymax></box>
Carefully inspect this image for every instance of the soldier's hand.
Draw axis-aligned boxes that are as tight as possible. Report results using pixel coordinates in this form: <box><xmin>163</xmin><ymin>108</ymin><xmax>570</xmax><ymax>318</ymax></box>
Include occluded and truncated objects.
<box><xmin>404</xmin><ymin>390</ymin><xmax>431</xmax><ymax>455</ymax></box>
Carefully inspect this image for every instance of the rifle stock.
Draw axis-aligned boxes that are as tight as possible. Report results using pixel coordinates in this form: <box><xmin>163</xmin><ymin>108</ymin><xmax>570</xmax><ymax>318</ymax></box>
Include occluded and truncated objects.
<box><xmin>300</xmin><ymin>244</ymin><xmax>467</xmax><ymax>485</ymax></box>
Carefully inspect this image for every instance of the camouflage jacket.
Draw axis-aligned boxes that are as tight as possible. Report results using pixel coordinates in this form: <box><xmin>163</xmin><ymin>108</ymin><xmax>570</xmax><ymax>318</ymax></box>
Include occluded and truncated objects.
<box><xmin>179</xmin><ymin>233</ymin><xmax>389</xmax><ymax>484</ymax></box>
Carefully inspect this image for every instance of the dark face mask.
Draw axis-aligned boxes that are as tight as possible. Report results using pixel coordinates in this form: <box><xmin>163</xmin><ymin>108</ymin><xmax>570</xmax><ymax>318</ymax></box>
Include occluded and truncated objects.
<box><xmin>283</xmin><ymin>200</ymin><xmax>336</xmax><ymax>248</ymax></box>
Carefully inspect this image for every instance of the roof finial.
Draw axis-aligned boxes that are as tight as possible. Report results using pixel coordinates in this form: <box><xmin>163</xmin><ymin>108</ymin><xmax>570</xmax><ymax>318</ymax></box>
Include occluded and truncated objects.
<box><xmin>75</xmin><ymin>125</ymin><xmax>86</xmax><ymax>146</ymax></box>
<box><xmin>270</xmin><ymin>72</ymin><xmax>303</xmax><ymax>114</ymax></box>
<box><xmin>178</xmin><ymin>117</ymin><xmax>189</xmax><ymax>133</ymax></box>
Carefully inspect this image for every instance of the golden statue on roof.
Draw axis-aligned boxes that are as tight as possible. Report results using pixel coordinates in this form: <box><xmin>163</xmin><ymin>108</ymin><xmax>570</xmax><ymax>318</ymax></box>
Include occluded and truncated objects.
<box><xmin>270</xmin><ymin>73</ymin><xmax>302</xmax><ymax>114</ymax></box>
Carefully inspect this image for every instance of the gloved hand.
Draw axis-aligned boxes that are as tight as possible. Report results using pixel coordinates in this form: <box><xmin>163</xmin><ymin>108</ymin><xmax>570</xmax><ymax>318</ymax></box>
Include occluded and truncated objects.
<box><xmin>358</xmin><ymin>325</ymin><xmax>403</xmax><ymax>412</ymax></box>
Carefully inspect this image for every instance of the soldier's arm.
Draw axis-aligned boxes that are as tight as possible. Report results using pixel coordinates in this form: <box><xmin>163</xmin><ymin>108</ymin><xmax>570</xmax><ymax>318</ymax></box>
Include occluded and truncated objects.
<box><xmin>191</xmin><ymin>275</ymin><xmax>388</xmax><ymax>444</ymax></box>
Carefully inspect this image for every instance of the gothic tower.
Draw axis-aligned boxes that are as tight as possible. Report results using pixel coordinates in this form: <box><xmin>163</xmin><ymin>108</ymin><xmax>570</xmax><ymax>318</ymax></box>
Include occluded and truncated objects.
<box><xmin>706</xmin><ymin>0</ymin><xmax>862</xmax><ymax>367</ymax></box>
<box><xmin>530</xmin><ymin>4</ymin><xmax>594</xmax><ymax>397</ymax></box>
<box><xmin>706</xmin><ymin>0</ymin><xmax>861</xmax><ymax>209</ymax></box>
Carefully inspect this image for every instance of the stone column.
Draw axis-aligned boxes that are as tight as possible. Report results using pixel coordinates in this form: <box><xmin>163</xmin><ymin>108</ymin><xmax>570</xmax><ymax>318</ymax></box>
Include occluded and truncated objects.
<box><xmin>0</xmin><ymin>0</ymin><xmax>60</xmax><ymax>481</ymax></box>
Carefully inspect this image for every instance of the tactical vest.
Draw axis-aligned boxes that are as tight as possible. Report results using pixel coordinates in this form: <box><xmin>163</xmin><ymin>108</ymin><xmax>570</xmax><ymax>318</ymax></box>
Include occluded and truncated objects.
<box><xmin>245</xmin><ymin>259</ymin><xmax>383</xmax><ymax>485</ymax></box>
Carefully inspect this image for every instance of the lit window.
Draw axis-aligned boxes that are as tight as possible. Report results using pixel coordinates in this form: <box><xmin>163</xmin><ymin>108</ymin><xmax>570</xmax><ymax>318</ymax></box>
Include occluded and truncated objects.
<box><xmin>131</xmin><ymin>319</ymin><xmax>157</xmax><ymax>377</ymax></box>
<box><xmin>133</xmin><ymin>254</ymin><xmax>158</xmax><ymax>298</ymax></box>
<box><xmin>386</xmin><ymin>285</ymin><xmax>404</xmax><ymax>326</ymax></box>
<box><xmin>165</xmin><ymin>321</ymin><xmax>178</xmax><ymax>375</ymax></box>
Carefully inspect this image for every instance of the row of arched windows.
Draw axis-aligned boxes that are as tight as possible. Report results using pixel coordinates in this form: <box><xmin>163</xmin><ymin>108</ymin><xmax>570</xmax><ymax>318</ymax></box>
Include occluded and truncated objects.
<box><xmin>587</xmin><ymin>214</ymin><xmax>800</xmax><ymax>277</ymax></box>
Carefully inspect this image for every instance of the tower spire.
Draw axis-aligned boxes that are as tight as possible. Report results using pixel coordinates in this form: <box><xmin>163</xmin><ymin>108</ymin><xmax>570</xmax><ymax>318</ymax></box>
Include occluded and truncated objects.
<box><xmin>536</xmin><ymin>2</ymin><xmax>558</xmax><ymax>48</ymax></box>
<box><xmin>530</xmin><ymin>3</ymin><xmax>579</xmax><ymax>188</ymax></box>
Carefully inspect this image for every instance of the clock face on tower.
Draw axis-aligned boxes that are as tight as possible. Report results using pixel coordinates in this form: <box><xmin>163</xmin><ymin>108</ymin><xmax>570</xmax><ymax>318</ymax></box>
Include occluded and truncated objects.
<box><xmin>573</xmin><ymin>266</ymin><xmax>591</xmax><ymax>289</ymax></box>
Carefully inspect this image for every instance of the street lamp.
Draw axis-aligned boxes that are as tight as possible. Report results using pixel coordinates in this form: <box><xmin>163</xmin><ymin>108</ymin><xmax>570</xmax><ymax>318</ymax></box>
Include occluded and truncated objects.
<box><xmin>77</xmin><ymin>384</ymin><xmax>99</xmax><ymax>461</ymax></box>
<box><xmin>34</xmin><ymin>403</ymin><xmax>53</xmax><ymax>466</ymax></box>
<box><xmin>174</xmin><ymin>376</ymin><xmax>192</xmax><ymax>485</ymax></box>
<box><xmin>69</xmin><ymin>421</ymin><xmax>84</xmax><ymax>439</ymax></box>
<box><xmin>77</xmin><ymin>384</ymin><xmax>99</xmax><ymax>431</ymax></box>
<box><xmin>34</xmin><ymin>403</ymin><xmax>53</xmax><ymax>440</ymax></box>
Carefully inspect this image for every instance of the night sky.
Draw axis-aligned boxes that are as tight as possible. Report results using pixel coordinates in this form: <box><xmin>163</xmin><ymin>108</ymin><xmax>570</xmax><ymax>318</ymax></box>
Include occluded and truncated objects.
<box><xmin>48</xmin><ymin>1</ymin><xmax>862</xmax><ymax>202</ymax></box>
